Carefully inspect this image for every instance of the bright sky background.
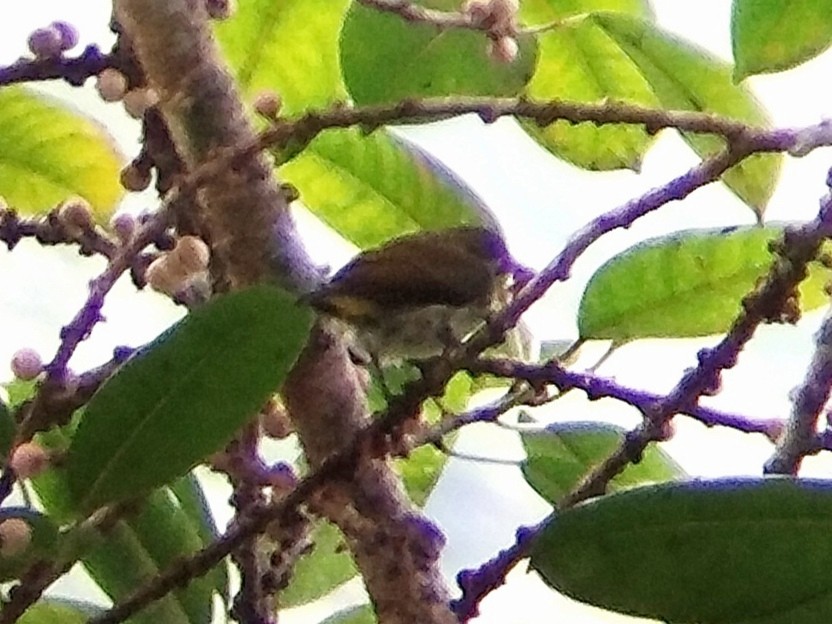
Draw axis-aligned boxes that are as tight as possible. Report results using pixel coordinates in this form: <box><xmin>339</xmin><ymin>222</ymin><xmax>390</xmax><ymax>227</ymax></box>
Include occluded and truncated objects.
<box><xmin>3</xmin><ymin>1</ymin><xmax>832</xmax><ymax>623</ymax></box>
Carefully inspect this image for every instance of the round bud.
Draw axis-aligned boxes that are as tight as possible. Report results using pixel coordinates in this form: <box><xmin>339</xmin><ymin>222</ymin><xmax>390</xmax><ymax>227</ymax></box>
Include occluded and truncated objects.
<box><xmin>10</xmin><ymin>348</ymin><xmax>42</xmax><ymax>381</ymax></box>
<box><xmin>145</xmin><ymin>256</ymin><xmax>182</xmax><ymax>296</ymax></box>
<box><xmin>28</xmin><ymin>26</ymin><xmax>63</xmax><ymax>59</ymax></box>
<box><xmin>173</xmin><ymin>236</ymin><xmax>210</xmax><ymax>274</ymax></box>
<box><xmin>10</xmin><ymin>443</ymin><xmax>50</xmax><ymax>479</ymax></box>
<box><xmin>254</xmin><ymin>91</ymin><xmax>282</xmax><ymax>119</ymax></box>
<box><xmin>0</xmin><ymin>518</ymin><xmax>32</xmax><ymax>558</ymax></box>
<box><xmin>96</xmin><ymin>68</ymin><xmax>128</xmax><ymax>103</ymax></box>
<box><xmin>111</xmin><ymin>213</ymin><xmax>137</xmax><ymax>244</ymax></box>
<box><xmin>488</xmin><ymin>36</ymin><xmax>519</xmax><ymax>64</ymax></box>
<box><xmin>260</xmin><ymin>399</ymin><xmax>293</xmax><ymax>439</ymax></box>
<box><xmin>120</xmin><ymin>163</ymin><xmax>151</xmax><ymax>192</ymax></box>
<box><xmin>123</xmin><ymin>88</ymin><xmax>159</xmax><ymax>119</ymax></box>
<box><xmin>51</xmin><ymin>21</ymin><xmax>79</xmax><ymax>51</ymax></box>
<box><xmin>59</xmin><ymin>199</ymin><xmax>94</xmax><ymax>235</ymax></box>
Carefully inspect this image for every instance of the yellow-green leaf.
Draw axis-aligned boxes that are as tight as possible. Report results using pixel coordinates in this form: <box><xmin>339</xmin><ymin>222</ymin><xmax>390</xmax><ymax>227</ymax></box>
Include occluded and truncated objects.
<box><xmin>0</xmin><ymin>86</ymin><xmax>123</xmax><ymax>219</ymax></box>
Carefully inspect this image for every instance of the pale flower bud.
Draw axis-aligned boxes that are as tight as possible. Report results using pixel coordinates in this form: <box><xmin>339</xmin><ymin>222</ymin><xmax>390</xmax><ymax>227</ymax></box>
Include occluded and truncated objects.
<box><xmin>96</xmin><ymin>68</ymin><xmax>128</xmax><ymax>103</ymax></box>
<box><xmin>59</xmin><ymin>198</ymin><xmax>94</xmax><ymax>234</ymax></box>
<box><xmin>10</xmin><ymin>348</ymin><xmax>43</xmax><ymax>381</ymax></box>
<box><xmin>123</xmin><ymin>88</ymin><xmax>159</xmax><ymax>119</ymax></box>
<box><xmin>173</xmin><ymin>236</ymin><xmax>211</xmax><ymax>274</ymax></box>
<box><xmin>10</xmin><ymin>443</ymin><xmax>50</xmax><ymax>479</ymax></box>
<box><xmin>120</xmin><ymin>163</ymin><xmax>151</xmax><ymax>192</ymax></box>
<box><xmin>0</xmin><ymin>518</ymin><xmax>31</xmax><ymax>557</ymax></box>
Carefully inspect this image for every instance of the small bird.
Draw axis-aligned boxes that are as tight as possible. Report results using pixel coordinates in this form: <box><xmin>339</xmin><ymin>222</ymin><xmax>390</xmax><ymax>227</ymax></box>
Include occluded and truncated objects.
<box><xmin>305</xmin><ymin>226</ymin><xmax>529</xmax><ymax>364</ymax></box>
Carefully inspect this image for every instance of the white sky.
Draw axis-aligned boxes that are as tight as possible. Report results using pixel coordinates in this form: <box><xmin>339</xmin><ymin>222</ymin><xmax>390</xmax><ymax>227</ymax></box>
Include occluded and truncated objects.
<box><xmin>2</xmin><ymin>1</ymin><xmax>832</xmax><ymax>623</ymax></box>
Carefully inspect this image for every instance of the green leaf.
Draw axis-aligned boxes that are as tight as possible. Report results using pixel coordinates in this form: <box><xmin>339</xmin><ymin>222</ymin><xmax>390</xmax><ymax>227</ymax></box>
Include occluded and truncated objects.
<box><xmin>0</xmin><ymin>396</ymin><xmax>15</xmax><ymax>462</ymax></box>
<box><xmin>521</xmin><ymin>422</ymin><xmax>684</xmax><ymax>504</ymax></box>
<box><xmin>531</xmin><ymin>478</ymin><xmax>832</xmax><ymax>623</ymax></box>
<box><xmin>732</xmin><ymin>0</ymin><xmax>832</xmax><ymax>80</ymax></box>
<box><xmin>170</xmin><ymin>475</ymin><xmax>230</xmax><ymax>605</ymax></box>
<box><xmin>214</xmin><ymin>0</ymin><xmax>349</xmax><ymax>113</ymax></box>
<box><xmin>17</xmin><ymin>599</ymin><xmax>104</xmax><ymax>624</ymax></box>
<box><xmin>80</xmin><ymin>488</ymin><xmax>217</xmax><ymax>624</ymax></box>
<box><xmin>281</xmin><ymin>520</ymin><xmax>357</xmax><ymax>607</ymax></box>
<box><xmin>578</xmin><ymin>225</ymin><xmax>832</xmax><ymax>341</ymax></box>
<box><xmin>340</xmin><ymin>1</ymin><xmax>536</xmax><ymax>106</ymax></box>
<box><xmin>0</xmin><ymin>86</ymin><xmax>124</xmax><ymax>219</ymax></box>
<box><xmin>595</xmin><ymin>13</ymin><xmax>780</xmax><ymax>217</ymax></box>
<box><xmin>281</xmin><ymin>129</ymin><xmax>494</xmax><ymax>248</ymax></box>
<box><xmin>521</xmin><ymin>1</ymin><xmax>656</xmax><ymax>171</ymax></box>
<box><xmin>0</xmin><ymin>507</ymin><xmax>59</xmax><ymax>582</ymax></box>
<box><xmin>32</xmin><ymin>464</ymin><xmax>219</xmax><ymax>623</ymax></box>
<box><xmin>320</xmin><ymin>604</ymin><xmax>377</xmax><ymax>624</ymax></box>
<box><xmin>66</xmin><ymin>285</ymin><xmax>313</xmax><ymax>512</ymax></box>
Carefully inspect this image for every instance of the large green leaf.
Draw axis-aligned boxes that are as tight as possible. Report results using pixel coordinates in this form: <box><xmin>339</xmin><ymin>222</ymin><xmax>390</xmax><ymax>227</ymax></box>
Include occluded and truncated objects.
<box><xmin>595</xmin><ymin>13</ymin><xmax>780</xmax><ymax>217</ymax></box>
<box><xmin>0</xmin><ymin>86</ymin><xmax>123</xmax><ymax>218</ymax></box>
<box><xmin>80</xmin><ymin>488</ymin><xmax>216</xmax><ymax>624</ymax></box>
<box><xmin>214</xmin><ymin>0</ymin><xmax>349</xmax><ymax>114</ymax></box>
<box><xmin>281</xmin><ymin>129</ymin><xmax>494</xmax><ymax>248</ymax></box>
<box><xmin>30</xmin><ymin>427</ymin><xmax>221</xmax><ymax>624</ymax></box>
<box><xmin>578</xmin><ymin>225</ymin><xmax>832</xmax><ymax>341</ymax></box>
<box><xmin>66</xmin><ymin>286</ymin><xmax>313</xmax><ymax>512</ymax></box>
<box><xmin>521</xmin><ymin>1</ymin><xmax>655</xmax><ymax>170</ymax></box>
<box><xmin>531</xmin><ymin>478</ymin><xmax>832</xmax><ymax>623</ymax></box>
<box><xmin>340</xmin><ymin>0</ymin><xmax>537</xmax><ymax>106</ymax></box>
<box><xmin>732</xmin><ymin>0</ymin><xmax>832</xmax><ymax>81</ymax></box>
<box><xmin>170</xmin><ymin>475</ymin><xmax>230</xmax><ymax>605</ymax></box>
<box><xmin>521</xmin><ymin>422</ymin><xmax>684</xmax><ymax>504</ymax></box>
<box><xmin>216</xmin><ymin>0</ymin><xmax>496</xmax><ymax>245</ymax></box>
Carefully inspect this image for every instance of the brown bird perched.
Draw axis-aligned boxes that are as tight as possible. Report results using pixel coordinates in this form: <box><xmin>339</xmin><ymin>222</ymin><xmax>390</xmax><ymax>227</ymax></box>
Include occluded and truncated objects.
<box><xmin>305</xmin><ymin>226</ymin><xmax>530</xmax><ymax>364</ymax></box>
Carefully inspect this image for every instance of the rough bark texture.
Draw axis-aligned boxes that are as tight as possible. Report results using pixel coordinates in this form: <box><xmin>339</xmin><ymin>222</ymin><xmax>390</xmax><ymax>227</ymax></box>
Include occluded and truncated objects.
<box><xmin>113</xmin><ymin>2</ymin><xmax>455</xmax><ymax>622</ymax></box>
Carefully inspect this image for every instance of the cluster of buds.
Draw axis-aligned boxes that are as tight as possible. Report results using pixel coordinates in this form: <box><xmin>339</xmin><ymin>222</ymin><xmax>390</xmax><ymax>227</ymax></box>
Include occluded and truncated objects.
<box><xmin>145</xmin><ymin>235</ymin><xmax>211</xmax><ymax>299</ymax></box>
<box><xmin>95</xmin><ymin>68</ymin><xmax>159</xmax><ymax>120</ymax></box>
<box><xmin>462</xmin><ymin>0</ymin><xmax>520</xmax><ymax>64</ymax></box>
<box><xmin>27</xmin><ymin>21</ymin><xmax>78</xmax><ymax>60</ymax></box>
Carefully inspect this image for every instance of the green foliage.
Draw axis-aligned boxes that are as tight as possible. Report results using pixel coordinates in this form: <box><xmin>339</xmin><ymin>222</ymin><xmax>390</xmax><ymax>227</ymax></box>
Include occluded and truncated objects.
<box><xmin>17</xmin><ymin>599</ymin><xmax>105</xmax><ymax>623</ymax></box>
<box><xmin>578</xmin><ymin>225</ymin><xmax>832</xmax><ymax>341</ymax></box>
<box><xmin>521</xmin><ymin>422</ymin><xmax>685</xmax><ymax>504</ymax></box>
<box><xmin>520</xmin><ymin>1</ymin><xmax>655</xmax><ymax>170</ymax></box>
<box><xmin>341</xmin><ymin>0</ymin><xmax>537</xmax><ymax>105</ymax></box>
<box><xmin>280</xmin><ymin>521</ymin><xmax>358</xmax><ymax>608</ymax></box>
<box><xmin>320</xmin><ymin>604</ymin><xmax>377</xmax><ymax>624</ymax></box>
<box><xmin>279</xmin><ymin>130</ymin><xmax>496</xmax><ymax>248</ymax></box>
<box><xmin>66</xmin><ymin>286</ymin><xmax>313</xmax><ymax>512</ymax></box>
<box><xmin>732</xmin><ymin>0</ymin><xmax>832</xmax><ymax>80</ymax></box>
<box><xmin>532</xmin><ymin>478</ymin><xmax>832</xmax><ymax>623</ymax></box>
<box><xmin>0</xmin><ymin>86</ymin><xmax>124</xmax><ymax>218</ymax></box>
